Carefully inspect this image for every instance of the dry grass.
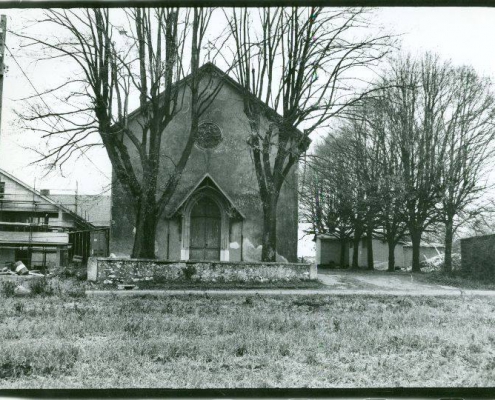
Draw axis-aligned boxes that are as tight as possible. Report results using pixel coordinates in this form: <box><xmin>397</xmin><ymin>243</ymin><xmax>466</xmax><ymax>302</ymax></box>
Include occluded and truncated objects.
<box><xmin>0</xmin><ymin>285</ymin><xmax>494</xmax><ymax>388</ymax></box>
<box><xmin>416</xmin><ymin>271</ymin><xmax>495</xmax><ymax>290</ymax></box>
<box><xmin>103</xmin><ymin>279</ymin><xmax>325</xmax><ymax>290</ymax></box>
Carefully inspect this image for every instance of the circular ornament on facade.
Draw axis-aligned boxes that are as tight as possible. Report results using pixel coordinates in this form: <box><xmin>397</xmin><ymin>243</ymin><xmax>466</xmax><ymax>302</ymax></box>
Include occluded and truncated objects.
<box><xmin>195</xmin><ymin>122</ymin><xmax>223</xmax><ymax>150</ymax></box>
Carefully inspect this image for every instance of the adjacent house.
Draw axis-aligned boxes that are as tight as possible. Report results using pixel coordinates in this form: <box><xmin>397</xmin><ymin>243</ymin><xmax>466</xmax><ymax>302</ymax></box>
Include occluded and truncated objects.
<box><xmin>47</xmin><ymin>192</ymin><xmax>111</xmax><ymax>262</ymax></box>
<box><xmin>315</xmin><ymin>234</ymin><xmax>444</xmax><ymax>268</ymax></box>
<box><xmin>0</xmin><ymin>168</ymin><xmax>96</xmax><ymax>269</ymax></box>
<box><xmin>46</xmin><ymin>193</ymin><xmax>111</xmax><ymax>228</ymax></box>
<box><xmin>110</xmin><ymin>63</ymin><xmax>299</xmax><ymax>262</ymax></box>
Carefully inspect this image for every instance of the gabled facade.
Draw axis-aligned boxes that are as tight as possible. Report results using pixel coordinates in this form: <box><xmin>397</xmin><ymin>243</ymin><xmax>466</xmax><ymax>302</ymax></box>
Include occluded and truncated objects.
<box><xmin>0</xmin><ymin>168</ymin><xmax>95</xmax><ymax>268</ymax></box>
<box><xmin>110</xmin><ymin>63</ymin><xmax>299</xmax><ymax>262</ymax></box>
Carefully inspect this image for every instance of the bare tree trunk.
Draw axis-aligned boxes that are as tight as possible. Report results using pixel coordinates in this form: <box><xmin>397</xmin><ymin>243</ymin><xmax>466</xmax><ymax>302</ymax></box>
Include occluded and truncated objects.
<box><xmin>410</xmin><ymin>230</ymin><xmax>422</xmax><ymax>272</ymax></box>
<box><xmin>366</xmin><ymin>228</ymin><xmax>374</xmax><ymax>270</ymax></box>
<box><xmin>387</xmin><ymin>240</ymin><xmax>396</xmax><ymax>272</ymax></box>
<box><xmin>351</xmin><ymin>232</ymin><xmax>361</xmax><ymax>269</ymax></box>
<box><xmin>443</xmin><ymin>216</ymin><xmax>454</xmax><ymax>273</ymax></box>
<box><xmin>261</xmin><ymin>197</ymin><xmax>277</xmax><ymax>262</ymax></box>
<box><xmin>339</xmin><ymin>239</ymin><xmax>347</xmax><ymax>267</ymax></box>
<box><xmin>132</xmin><ymin>194</ymin><xmax>158</xmax><ymax>258</ymax></box>
<box><xmin>131</xmin><ymin>161</ymin><xmax>158</xmax><ymax>258</ymax></box>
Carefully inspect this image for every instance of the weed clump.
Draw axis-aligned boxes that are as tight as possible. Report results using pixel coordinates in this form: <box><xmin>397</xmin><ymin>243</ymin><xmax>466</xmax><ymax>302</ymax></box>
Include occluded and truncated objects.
<box><xmin>235</xmin><ymin>344</ymin><xmax>248</xmax><ymax>357</ymax></box>
<box><xmin>29</xmin><ymin>278</ymin><xmax>54</xmax><ymax>296</ymax></box>
<box><xmin>183</xmin><ymin>265</ymin><xmax>197</xmax><ymax>281</ymax></box>
<box><xmin>305</xmin><ymin>352</ymin><xmax>319</xmax><ymax>365</ymax></box>
<box><xmin>13</xmin><ymin>302</ymin><xmax>25</xmax><ymax>314</ymax></box>
<box><xmin>1</xmin><ymin>281</ymin><xmax>17</xmax><ymax>298</ymax></box>
<box><xmin>0</xmin><ymin>343</ymin><xmax>79</xmax><ymax>379</ymax></box>
<box><xmin>66</xmin><ymin>284</ymin><xmax>87</xmax><ymax>298</ymax></box>
<box><xmin>243</xmin><ymin>297</ymin><xmax>254</xmax><ymax>306</ymax></box>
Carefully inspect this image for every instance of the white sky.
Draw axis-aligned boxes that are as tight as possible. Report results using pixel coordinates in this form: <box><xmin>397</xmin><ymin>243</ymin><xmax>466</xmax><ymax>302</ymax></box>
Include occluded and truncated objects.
<box><xmin>0</xmin><ymin>7</ymin><xmax>494</xmax><ymax>256</ymax></box>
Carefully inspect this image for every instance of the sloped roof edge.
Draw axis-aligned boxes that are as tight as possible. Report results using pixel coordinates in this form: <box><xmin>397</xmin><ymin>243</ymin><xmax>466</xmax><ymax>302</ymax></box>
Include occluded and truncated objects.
<box><xmin>169</xmin><ymin>173</ymin><xmax>245</xmax><ymax>219</ymax></box>
<box><xmin>316</xmin><ymin>234</ymin><xmax>409</xmax><ymax>245</ymax></box>
<box><xmin>0</xmin><ymin>168</ymin><xmax>95</xmax><ymax>230</ymax></box>
<box><xmin>125</xmin><ymin>62</ymin><xmax>304</xmax><ymax>137</ymax></box>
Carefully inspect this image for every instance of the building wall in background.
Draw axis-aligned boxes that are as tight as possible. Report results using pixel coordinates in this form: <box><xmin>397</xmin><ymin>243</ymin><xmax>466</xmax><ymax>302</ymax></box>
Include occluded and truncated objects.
<box><xmin>111</xmin><ymin>67</ymin><xmax>298</xmax><ymax>262</ymax></box>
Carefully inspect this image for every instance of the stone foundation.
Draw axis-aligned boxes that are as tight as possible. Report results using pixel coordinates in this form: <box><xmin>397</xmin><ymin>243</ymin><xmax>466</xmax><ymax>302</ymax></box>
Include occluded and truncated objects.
<box><xmin>87</xmin><ymin>257</ymin><xmax>317</xmax><ymax>283</ymax></box>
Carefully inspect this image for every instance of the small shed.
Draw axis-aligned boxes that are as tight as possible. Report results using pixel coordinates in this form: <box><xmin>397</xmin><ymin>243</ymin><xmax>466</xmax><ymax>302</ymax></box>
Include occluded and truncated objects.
<box><xmin>315</xmin><ymin>234</ymin><xmax>444</xmax><ymax>268</ymax></box>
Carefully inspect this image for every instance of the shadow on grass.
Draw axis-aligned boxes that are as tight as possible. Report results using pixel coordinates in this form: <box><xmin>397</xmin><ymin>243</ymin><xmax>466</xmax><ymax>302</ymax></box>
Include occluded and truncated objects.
<box><xmin>93</xmin><ymin>280</ymin><xmax>326</xmax><ymax>291</ymax></box>
<box><xmin>415</xmin><ymin>270</ymin><xmax>495</xmax><ymax>290</ymax></box>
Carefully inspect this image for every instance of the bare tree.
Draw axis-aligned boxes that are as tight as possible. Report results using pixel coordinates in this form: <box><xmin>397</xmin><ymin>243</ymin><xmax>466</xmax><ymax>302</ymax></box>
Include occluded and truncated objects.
<box><xmin>439</xmin><ymin>65</ymin><xmax>495</xmax><ymax>271</ymax></box>
<box><xmin>464</xmin><ymin>198</ymin><xmax>495</xmax><ymax>237</ymax></box>
<box><xmin>301</xmin><ymin>120</ymin><xmax>381</xmax><ymax>269</ymax></box>
<box><xmin>344</xmin><ymin>105</ymin><xmax>386</xmax><ymax>270</ymax></box>
<box><xmin>334</xmin><ymin>124</ymin><xmax>371</xmax><ymax>269</ymax></box>
<box><xmin>221</xmin><ymin>7</ymin><xmax>391</xmax><ymax>261</ymax></box>
<box><xmin>355</xmin><ymin>95</ymin><xmax>408</xmax><ymax>272</ymax></box>
<box><xmin>379</xmin><ymin>54</ymin><xmax>452</xmax><ymax>272</ymax></box>
<box><xmin>16</xmin><ymin>8</ymin><xmax>220</xmax><ymax>258</ymax></box>
<box><xmin>300</xmin><ymin>138</ymin><xmax>354</xmax><ymax>267</ymax></box>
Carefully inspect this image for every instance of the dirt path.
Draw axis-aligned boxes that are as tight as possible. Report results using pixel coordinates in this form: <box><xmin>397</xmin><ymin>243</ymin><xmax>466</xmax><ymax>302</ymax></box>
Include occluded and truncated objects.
<box><xmin>317</xmin><ymin>269</ymin><xmax>459</xmax><ymax>292</ymax></box>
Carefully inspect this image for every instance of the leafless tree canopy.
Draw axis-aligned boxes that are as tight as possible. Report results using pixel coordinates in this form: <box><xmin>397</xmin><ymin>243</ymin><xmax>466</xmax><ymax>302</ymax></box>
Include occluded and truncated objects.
<box><xmin>15</xmin><ymin>8</ymin><xmax>221</xmax><ymax>258</ymax></box>
<box><xmin>222</xmin><ymin>7</ymin><xmax>392</xmax><ymax>261</ymax></box>
<box><xmin>301</xmin><ymin>52</ymin><xmax>495</xmax><ymax>272</ymax></box>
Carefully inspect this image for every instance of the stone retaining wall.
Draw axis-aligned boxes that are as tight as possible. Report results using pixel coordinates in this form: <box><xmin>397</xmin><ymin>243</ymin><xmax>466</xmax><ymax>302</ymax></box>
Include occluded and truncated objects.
<box><xmin>87</xmin><ymin>257</ymin><xmax>317</xmax><ymax>283</ymax></box>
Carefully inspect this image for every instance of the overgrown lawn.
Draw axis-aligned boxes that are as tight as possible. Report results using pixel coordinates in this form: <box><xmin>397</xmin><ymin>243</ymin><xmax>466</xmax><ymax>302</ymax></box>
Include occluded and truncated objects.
<box><xmin>416</xmin><ymin>271</ymin><xmax>495</xmax><ymax>290</ymax></box>
<box><xmin>1</xmin><ymin>287</ymin><xmax>494</xmax><ymax>388</ymax></box>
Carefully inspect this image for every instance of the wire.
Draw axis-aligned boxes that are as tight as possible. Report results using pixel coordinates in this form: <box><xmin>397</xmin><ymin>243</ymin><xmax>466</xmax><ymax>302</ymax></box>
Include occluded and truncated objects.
<box><xmin>5</xmin><ymin>44</ymin><xmax>111</xmax><ymax>181</ymax></box>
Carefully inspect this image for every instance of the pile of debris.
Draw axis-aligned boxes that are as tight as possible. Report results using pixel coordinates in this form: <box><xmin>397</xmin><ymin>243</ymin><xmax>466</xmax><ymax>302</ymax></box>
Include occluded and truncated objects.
<box><xmin>419</xmin><ymin>253</ymin><xmax>461</xmax><ymax>273</ymax></box>
<box><xmin>0</xmin><ymin>261</ymin><xmax>45</xmax><ymax>277</ymax></box>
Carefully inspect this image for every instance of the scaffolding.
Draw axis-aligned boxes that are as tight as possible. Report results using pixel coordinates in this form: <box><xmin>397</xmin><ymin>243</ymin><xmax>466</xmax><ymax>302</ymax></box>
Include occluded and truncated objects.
<box><xmin>0</xmin><ymin>187</ymin><xmax>94</xmax><ymax>269</ymax></box>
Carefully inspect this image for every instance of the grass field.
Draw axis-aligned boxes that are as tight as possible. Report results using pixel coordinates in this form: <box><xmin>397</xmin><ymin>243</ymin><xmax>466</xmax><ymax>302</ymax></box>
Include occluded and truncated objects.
<box><xmin>416</xmin><ymin>271</ymin><xmax>495</xmax><ymax>290</ymax></box>
<box><xmin>102</xmin><ymin>279</ymin><xmax>326</xmax><ymax>290</ymax></box>
<box><xmin>1</xmin><ymin>279</ymin><xmax>495</xmax><ymax>388</ymax></box>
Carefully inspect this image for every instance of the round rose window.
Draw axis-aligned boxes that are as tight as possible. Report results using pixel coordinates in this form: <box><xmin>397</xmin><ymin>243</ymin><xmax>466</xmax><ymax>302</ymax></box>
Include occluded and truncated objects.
<box><xmin>195</xmin><ymin>122</ymin><xmax>223</xmax><ymax>150</ymax></box>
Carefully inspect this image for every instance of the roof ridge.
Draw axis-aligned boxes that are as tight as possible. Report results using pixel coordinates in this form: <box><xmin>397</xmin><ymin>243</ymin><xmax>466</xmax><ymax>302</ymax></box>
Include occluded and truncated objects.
<box><xmin>0</xmin><ymin>167</ymin><xmax>95</xmax><ymax>229</ymax></box>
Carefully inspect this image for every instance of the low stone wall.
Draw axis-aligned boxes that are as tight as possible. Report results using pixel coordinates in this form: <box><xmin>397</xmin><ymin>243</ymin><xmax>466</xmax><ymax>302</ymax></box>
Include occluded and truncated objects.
<box><xmin>460</xmin><ymin>234</ymin><xmax>495</xmax><ymax>281</ymax></box>
<box><xmin>87</xmin><ymin>257</ymin><xmax>317</xmax><ymax>283</ymax></box>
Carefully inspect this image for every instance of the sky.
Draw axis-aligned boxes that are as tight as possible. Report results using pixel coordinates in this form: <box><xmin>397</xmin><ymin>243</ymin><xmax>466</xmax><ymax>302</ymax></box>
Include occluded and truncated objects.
<box><xmin>0</xmin><ymin>7</ymin><xmax>495</xmax><ymax>256</ymax></box>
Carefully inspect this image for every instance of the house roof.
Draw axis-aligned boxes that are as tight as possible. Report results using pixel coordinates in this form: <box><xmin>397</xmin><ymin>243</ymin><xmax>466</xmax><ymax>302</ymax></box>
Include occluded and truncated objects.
<box><xmin>126</xmin><ymin>62</ymin><xmax>305</xmax><ymax>139</ymax></box>
<box><xmin>169</xmin><ymin>173</ymin><xmax>245</xmax><ymax>219</ymax></box>
<box><xmin>402</xmin><ymin>241</ymin><xmax>445</xmax><ymax>248</ymax></box>
<box><xmin>315</xmin><ymin>233</ymin><xmax>424</xmax><ymax>247</ymax></box>
<box><xmin>47</xmin><ymin>194</ymin><xmax>111</xmax><ymax>227</ymax></box>
<box><xmin>0</xmin><ymin>168</ymin><xmax>95</xmax><ymax>230</ymax></box>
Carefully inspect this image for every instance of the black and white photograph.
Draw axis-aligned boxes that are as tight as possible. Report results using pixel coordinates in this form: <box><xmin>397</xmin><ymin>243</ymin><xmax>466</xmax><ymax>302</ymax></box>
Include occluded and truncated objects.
<box><xmin>0</xmin><ymin>1</ymin><xmax>495</xmax><ymax>393</ymax></box>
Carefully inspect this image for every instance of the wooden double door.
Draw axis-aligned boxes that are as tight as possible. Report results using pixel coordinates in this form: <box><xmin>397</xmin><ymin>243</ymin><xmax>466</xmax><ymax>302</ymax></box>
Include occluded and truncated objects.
<box><xmin>189</xmin><ymin>196</ymin><xmax>221</xmax><ymax>260</ymax></box>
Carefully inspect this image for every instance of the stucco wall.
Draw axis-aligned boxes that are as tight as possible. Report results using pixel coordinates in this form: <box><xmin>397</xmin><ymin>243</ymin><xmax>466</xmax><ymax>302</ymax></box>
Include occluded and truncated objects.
<box><xmin>317</xmin><ymin>238</ymin><xmax>342</xmax><ymax>265</ymax></box>
<box><xmin>362</xmin><ymin>240</ymin><xmax>405</xmax><ymax>268</ymax></box>
<box><xmin>403</xmin><ymin>245</ymin><xmax>444</xmax><ymax>267</ymax></box>
<box><xmin>110</xmin><ymin>70</ymin><xmax>298</xmax><ymax>262</ymax></box>
<box><xmin>87</xmin><ymin>257</ymin><xmax>317</xmax><ymax>283</ymax></box>
<box><xmin>317</xmin><ymin>238</ymin><xmax>405</xmax><ymax>268</ymax></box>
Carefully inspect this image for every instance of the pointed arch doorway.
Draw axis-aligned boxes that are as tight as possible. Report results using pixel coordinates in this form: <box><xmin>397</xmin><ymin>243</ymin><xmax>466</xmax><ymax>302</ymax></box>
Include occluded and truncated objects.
<box><xmin>172</xmin><ymin>174</ymin><xmax>245</xmax><ymax>262</ymax></box>
<box><xmin>189</xmin><ymin>196</ymin><xmax>221</xmax><ymax>260</ymax></box>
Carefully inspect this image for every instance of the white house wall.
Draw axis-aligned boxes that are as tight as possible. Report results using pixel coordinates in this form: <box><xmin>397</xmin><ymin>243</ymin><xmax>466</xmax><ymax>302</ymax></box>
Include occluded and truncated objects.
<box><xmin>317</xmin><ymin>237</ymin><xmax>436</xmax><ymax>268</ymax></box>
<box><xmin>403</xmin><ymin>245</ymin><xmax>444</xmax><ymax>267</ymax></box>
<box><xmin>317</xmin><ymin>238</ymin><xmax>342</xmax><ymax>265</ymax></box>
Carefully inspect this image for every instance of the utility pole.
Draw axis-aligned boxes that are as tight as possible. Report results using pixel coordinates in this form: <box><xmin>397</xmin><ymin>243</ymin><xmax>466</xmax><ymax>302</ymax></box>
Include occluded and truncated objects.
<box><xmin>0</xmin><ymin>15</ymin><xmax>7</xmax><ymax>141</ymax></box>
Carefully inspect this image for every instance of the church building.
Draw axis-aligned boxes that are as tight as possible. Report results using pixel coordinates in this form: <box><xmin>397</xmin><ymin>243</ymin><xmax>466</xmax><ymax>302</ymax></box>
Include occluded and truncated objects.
<box><xmin>110</xmin><ymin>64</ymin><xmax>299</xmax><ymax>263</ymax></box>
